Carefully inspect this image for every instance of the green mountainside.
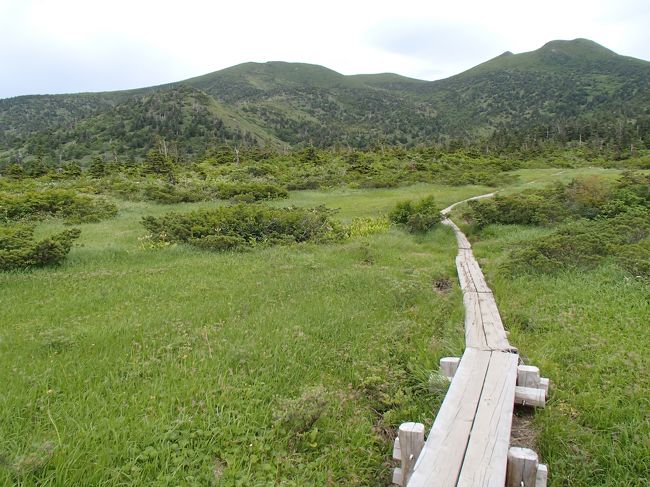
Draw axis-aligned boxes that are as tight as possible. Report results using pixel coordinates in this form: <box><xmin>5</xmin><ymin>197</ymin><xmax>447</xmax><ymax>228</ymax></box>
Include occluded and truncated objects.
<box><xmin>414</xmin><ymin>39</ymin><xmax>650</xmax><ymax>135</ymax></box>
<box><xmin>1</xmin><ymin>38</ymin><xmax>649</xmax><ymax>164</ymax></box>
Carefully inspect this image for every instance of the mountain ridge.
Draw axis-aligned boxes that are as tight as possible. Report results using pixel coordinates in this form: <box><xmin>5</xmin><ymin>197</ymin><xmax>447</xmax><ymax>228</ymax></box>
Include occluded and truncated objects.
<box><xmin>1</xmin><ymin>38</ymin><xmax>649</xmax><ymax>163</ymax></box>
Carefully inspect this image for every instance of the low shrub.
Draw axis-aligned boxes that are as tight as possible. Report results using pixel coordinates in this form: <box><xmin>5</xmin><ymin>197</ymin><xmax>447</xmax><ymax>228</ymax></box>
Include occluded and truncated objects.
<box><xmin>506</xmin><ymin>208</ymin><xmax>650</xmax><ymax>276</ymax></box>
<box><xmin>216</xmin><ymin>182</ymin><xmax>288</xmax><ymax>201</ymax></box>
<box><xmin>142</xmin><ymin>184</ymin><xmax>204</xmax><ymax>204</ymax></box>
<box><xmin>141</xmin><ymin>204</ymin><xmax>344</xmax><ymax>251</ymax></box>
<box><xmin>0</xmin><ymin>224</ymin><xmax>81</xmax><ymax>271</ymax></box>
<box><xmin>389</xmin><ymin>195</ymin><xmax>441</xmax><ymax>233</ymax></box>
<box><xmin>0</xmin><ymin>189</ymin><xmax>117</xmax><ymax>223</ymax></box>
<box><xmin>464</xmin><ymin>173</ymin><xmax>650</xmax><ymax>229</ymax></box>
<box><xmin>616</xmin><ymin>239</ymin><xmax>650</xmax><ymax>279</ymax></box>
<box><xmin>107</xmin><ymin>179</ymin><xmax>288</xmax><ymax>204</ymax></box>
<box><xmin>463</xmin><ymin>188</ymin><xmax>569</xmax><ymax>228</ymax></box>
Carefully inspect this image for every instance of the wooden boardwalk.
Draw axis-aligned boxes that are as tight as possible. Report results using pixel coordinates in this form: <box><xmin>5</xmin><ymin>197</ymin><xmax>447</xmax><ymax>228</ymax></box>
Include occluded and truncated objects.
<box><xmin>393</xmin><ymin>195</ymin><xmax>548</xmax><ymax>487</ymax></box>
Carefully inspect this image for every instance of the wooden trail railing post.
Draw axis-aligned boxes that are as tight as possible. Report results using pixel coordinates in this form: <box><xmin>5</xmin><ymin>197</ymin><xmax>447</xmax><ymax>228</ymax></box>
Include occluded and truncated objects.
<box><xmin>507</xmin><ymin>447</ymin><xmax>548</xmax><ymax>487</ymax></box>
<box><xmin>392</xmin><ymin>422</ymin><xmax>424</xmax><ymax>486</ymax></box>
<box><xmin>439</xmin><ymin>357</ymin><xmax>460</xmax><ymax>379</ymax></box>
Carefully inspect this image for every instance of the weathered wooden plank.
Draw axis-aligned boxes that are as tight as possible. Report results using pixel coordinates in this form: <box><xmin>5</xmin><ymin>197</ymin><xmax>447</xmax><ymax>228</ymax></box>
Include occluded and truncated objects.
<box><xmin>455</xmin><ymin>229</ymin><xmax>472</xmax><ymax>250</ymax></box>
<box><xmin>456</xmin><ymin>252</ymin><xmax>491</xmax><ymax>293</ymax></box>
<box><xmin>463</xmin><ymin>292</ymin><xmax>511</xmax><ymax>351</ymax></box>
<box><xmin>409</xmin><ymin>348</ymin><xmax>491</xmax><ymax>487</ymax></box>
<box><xmin>466</xmin><ymin>255</ymin><xmax>492</xmax><ymax>293</ymax></box>
<box><xmin>456</xmin><ymin>255</ymin><xmax>476</xmax><ymax>293</ymax></box>
<box><xmin>458</xmin><ymin>248</ymin><xmax>473</xmax><ymax>260</ymax></box>
<box><xmin>457</xmin><ymin>351</ymin><xmax>519</xmax><ymax>487</ymax></box>
<box><xmin>442</xmin><ymin>218</ymin><xmax>472</xmax><ymax>249</ymax></box>
<box><xmin>477</xmin><ymin>292</ymin><xmax>511</xmax><ymax>350</ymax></box>
<box><xmin>440</xmin><ymin>192</ymin><xmax>496</xmax><ymax>216</ymax></box>
<box><xmin>463</xmin><ymin>291</ymin><xmax>487</xmax><ymax>349</ymax></box>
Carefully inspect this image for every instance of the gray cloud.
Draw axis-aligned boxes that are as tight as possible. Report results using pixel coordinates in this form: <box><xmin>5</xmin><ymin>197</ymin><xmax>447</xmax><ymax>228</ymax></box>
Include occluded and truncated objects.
<box><xmin>0</xmin><ymin>39</ymin><xmax>182</xmax><ymax>98</ymax></box>
<box><xmin>367</xmin><ymin>20</ymin><xmax>507</xmax><ymax>64</ymax></box>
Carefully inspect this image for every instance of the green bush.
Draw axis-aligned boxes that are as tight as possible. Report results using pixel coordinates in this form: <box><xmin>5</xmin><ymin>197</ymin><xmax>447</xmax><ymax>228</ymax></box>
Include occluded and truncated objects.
<box><xmin>506</xmin><ymin>208</ymin><xmax>650</xmax><ymax>275</ymax></box>
<box><xmin>464</xmin><ymin>174</ymin><xmax>650</xmax><ymax>229</ymax></box>
<box><xmin>142</xmin><ymin>184</ymin><xmax>204</xmax><ymax>204</ymax></box>
<box><xmin>141</xmin><ymin>204</ymin><xmax>344</xmax><ymax>251</ymax></box>
<box><xmin>463</xmin><ymin>188</ymin><xmax>569</xmax><ymax>228</ymax></box>
<box><xmin>0</xmin><ymin>224</ymin><xmax>81</xmax><ymax>271</ymax></box>
<box><xmin>0</xmin><ymin>189</ymin><xmax>117</xmax><ymax>223</ymax></box>
<box><xmin>215</xmin><ymin>182</ymin><xmax>288</xmax><ymax>201</ymax></box>
<box><xmin>389</xmin><ymin>195</ymin><xmax>441</xmax><ymax>233</ymax></box>
<box><xmin>107</xmin><ymin>178</ymin><xmax>288</xmax><ymax>204</ymax></box>
<box><xmin>616</xmin><ymin>239</ymin><xmax>650</xmax><ymax>278</ymax></box>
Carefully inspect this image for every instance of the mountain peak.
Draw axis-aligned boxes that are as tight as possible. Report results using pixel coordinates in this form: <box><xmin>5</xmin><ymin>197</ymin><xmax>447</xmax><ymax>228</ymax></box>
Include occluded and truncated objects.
<box><xmin>538</xmin><ymin>38</ymin><xmax>617</xmax><ymax>59</ymax></box>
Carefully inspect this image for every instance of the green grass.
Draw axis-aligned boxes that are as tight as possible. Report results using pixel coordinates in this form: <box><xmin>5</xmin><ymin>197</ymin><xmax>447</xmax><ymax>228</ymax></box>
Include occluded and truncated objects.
<box><xmin>469</xmin><ymin>224</ymin><xmax>650</xmax><ymax>486</ymax></box>
<box><xmin>0</xmin><ymin>185</ymin><xmax>475</xmax><ymax>485</ymax></box>
<box><xmin>278</xmin><ymin>183</ymin><xmax>495</xmax><ymax>221</ymax></box>
<box><xmin>3</xmin><ymin>173</ymin><xmax>648</xmax><ymax>485</ymax></box>
<box><xmin>503</xmin><ymin>167</ymin><xmax>627</xmax><ymax>192</ymax></box>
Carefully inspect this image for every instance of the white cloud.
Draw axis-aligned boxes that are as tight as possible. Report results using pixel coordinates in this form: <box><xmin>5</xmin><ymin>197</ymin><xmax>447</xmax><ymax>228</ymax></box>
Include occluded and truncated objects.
<box><xmin>0</xmin><ymin>0</ymin><xmax>648</xmax><ymax>98</ymax></box>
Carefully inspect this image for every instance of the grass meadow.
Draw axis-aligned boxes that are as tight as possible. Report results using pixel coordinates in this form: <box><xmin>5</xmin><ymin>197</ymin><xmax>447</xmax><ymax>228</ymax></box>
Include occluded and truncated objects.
<box><xmin>470</xmin><ymin>225</ymin><xmax>650</xmax><ymax>486</ymax></box>
<box><xmin>2</xmin><ymin>169</ymin><xmax>648</xmax><ymax>485</ymax></box>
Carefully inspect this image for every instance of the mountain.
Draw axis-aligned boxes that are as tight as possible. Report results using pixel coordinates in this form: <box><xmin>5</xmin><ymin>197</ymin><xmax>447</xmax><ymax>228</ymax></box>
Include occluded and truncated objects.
<box><xmin>1</xmin><ymin>38</ymin><xmax>649</xmax><ymax>164</ymax></box>
<box><xmin>413</xmin><ymin>38</ymin><xmax>650</xmax><ymax>135</ymax></box>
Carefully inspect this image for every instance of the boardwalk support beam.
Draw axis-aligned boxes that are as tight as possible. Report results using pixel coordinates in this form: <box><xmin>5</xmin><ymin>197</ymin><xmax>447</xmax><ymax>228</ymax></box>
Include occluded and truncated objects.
<box><xmin>439</xmin><ymin>357</ymin><xmax>460</xmax><ymax>379</ymax></box>
<box><xmin>392</xmin><ymin>422</ymin><xmax>424</xmax><ymax>486</ymax></box>
<box><xmin>507</xmin><ymin>447</ymin><xmax>548</xmax><ymax>487</ymax></box>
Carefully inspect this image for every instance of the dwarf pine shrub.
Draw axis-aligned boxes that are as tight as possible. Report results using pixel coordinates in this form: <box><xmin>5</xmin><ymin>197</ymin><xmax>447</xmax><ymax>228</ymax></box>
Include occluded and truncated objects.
<box><xmin>0</xmin><ymin>189</ymin><xmax>117</xmax><ymax>223</ymax></box>
<box><xmin>141</xmin><ymin>204</ymin><xmax>344</xmax><ymax>251</ymax></box>
<box><xmin>0</xmin><ymin>224</ymin><xmax>81</xmax><ymax>270</ymax></box>
<box><xmin>389</xmin><ymin>195</ymin><xmax>441</xmax><ymax>233</ymax></box>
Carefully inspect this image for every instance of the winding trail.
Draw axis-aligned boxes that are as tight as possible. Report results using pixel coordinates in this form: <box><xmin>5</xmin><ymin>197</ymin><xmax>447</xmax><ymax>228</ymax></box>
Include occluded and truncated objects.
<box><xmin>440</xmin><ymin>193</ymin><xmax>515</xmax><ymax>353</ymax></box>
<box><xmin>404</xmin><ymin>193</ymin><xmax>547</xmax><ymax>486</ymax></box>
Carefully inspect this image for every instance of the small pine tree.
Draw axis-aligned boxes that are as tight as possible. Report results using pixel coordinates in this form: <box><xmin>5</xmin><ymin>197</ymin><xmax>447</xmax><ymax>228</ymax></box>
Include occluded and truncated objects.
<box><xmin>88</xmin><ymin>156</ymin><xmax>106</xmax><ymax>178</ymax></box>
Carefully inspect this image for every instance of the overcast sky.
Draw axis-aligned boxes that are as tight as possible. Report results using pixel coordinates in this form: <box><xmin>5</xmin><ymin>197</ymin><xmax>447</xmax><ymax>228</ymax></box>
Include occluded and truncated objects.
<box><xmin>1</xmin><ymin>0</ymin><xmax>649</xmax><ymax>99</ymax></box>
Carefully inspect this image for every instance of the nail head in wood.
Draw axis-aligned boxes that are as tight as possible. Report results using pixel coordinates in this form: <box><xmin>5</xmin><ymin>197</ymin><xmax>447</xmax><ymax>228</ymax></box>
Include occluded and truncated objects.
<box><xmin>515</xmin><ymin>386</ymin><xmax>546</xmax><ymax>408</ymax></box>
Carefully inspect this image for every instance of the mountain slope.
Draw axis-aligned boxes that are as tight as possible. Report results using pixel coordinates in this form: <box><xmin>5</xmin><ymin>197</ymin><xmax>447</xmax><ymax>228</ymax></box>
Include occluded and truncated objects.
<box><xmin>178</xmin><ymin>61</ymin><xmax>442</xmax><ymax>146</ymax></box>
<box><xmin>1</xmin><ymin>38</ymin><xmax>649</xmax><ymax>164</ymax></box>
<box><xmin>414</xmin><ymin>38</ymin><xmax>650</xmax><ymax>135</ymax></box>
